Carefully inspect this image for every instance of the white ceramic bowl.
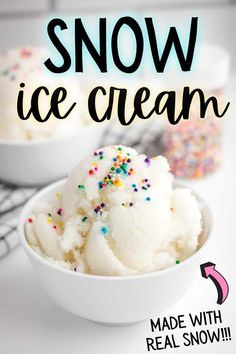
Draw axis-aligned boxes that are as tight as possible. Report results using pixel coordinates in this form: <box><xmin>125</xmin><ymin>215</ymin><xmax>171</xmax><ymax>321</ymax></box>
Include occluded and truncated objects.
<box><xmin>0</xmin><ymin>124</ymin><xmax>106</xmax><ymax>186</ymax></box>
<box><xmin>18</xmin><ymin>180</ymin><xmax>213</xmax><ymax>325</ymax></box>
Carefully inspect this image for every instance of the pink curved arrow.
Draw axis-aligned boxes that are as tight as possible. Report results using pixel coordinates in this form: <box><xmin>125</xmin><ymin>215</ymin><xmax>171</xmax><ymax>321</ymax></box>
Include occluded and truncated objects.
<box><xmin>200</xmin><ymin>262</ymin><xmax>229</xmax><ymax>305</ymax></box>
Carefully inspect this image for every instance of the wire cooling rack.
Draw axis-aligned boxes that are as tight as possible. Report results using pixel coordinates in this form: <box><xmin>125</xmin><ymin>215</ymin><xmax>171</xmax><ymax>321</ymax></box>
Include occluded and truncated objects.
<box><xmin>0</xmin><ymin>121</ymin><xmax>163</xmax><ymax>260</ymax></box>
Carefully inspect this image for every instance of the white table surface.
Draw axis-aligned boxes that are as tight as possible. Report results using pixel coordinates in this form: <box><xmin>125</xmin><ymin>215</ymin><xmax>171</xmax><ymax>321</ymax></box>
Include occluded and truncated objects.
<box><xmin>1</xmin><ymin>85</ymin><xmax>236</xmax><ymax>354</ymax></box>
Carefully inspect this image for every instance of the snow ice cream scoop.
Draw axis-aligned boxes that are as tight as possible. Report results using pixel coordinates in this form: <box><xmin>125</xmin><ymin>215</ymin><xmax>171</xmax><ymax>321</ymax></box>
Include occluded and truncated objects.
<box><xmin>26</xmin><ymin>145</ymin><xmax>202</xmax><ymax>276</ymax></box>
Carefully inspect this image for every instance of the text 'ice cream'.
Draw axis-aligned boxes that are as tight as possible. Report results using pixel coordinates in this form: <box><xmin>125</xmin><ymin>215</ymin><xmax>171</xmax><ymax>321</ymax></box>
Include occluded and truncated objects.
<box><xmin>26</xmin><ymin>146</ymin><xmax>202</xmax><ymax>276</ymax></box>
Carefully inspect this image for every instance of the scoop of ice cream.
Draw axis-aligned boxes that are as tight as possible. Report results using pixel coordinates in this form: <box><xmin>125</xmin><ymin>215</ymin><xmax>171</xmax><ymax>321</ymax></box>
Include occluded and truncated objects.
<box><xmin>0</xmin><ymin>46</ymin><xmax>86</xmax><ymax>140</ymax></box>
<box><xmin>26</xmin><ymin>145</ymin><xmax>202</xmax><ymax>276</ymax></box>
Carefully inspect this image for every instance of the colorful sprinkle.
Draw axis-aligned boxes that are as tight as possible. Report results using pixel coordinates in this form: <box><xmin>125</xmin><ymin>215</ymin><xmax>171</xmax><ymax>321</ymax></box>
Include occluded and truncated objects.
<box><xmin>94</xmin><ymin>206</ymin><xmax>101</xmax><ymax>213</ymax></box>
<box><xmin>82</xmin><ymin>216</ymin><xmax>88</xmax><ymax>222</ymax></box>
<box><xmin>20</xmin><ymin>48</ymin><xmax>32</xmax><ymax>58</ymax></box>
<box><xmin>146</xmin><ymin>197</ymin><xmax>151</xmax><ymax>202</ymax></box>
<box><xmin>28</xmin><ymin>218</ymin><xmax>33</xmax><ymax>223</ymax></box>
<box><xmin>114</xmin><ymin>179</ymin><xmax>122</xmax><ymax>187</ymax></box>
<box><xmin>129</xmin><ymin>168</ymin><xmax>135</xmax><ymax>175</ymax></box>
<box><xmin>58</xmin><ymin>221</ymin><xmax>64</xmax><ymax>229</ymax></box>
<box><xmin>121</xmin><ymin>201</ymin><xmax>134</xmax><ymax>207</ymax></box>
<box><xmin>144</xmin><ymin>157</ymin><xmax>151</xmax><ymax>165</ymax></box>
<box><xmin>78</xmin><ymin>184</ymin><xmax>85</xmax><ymax>191</ymax></box>
<box><xmin>176</xmin><ymin>259</ymin><xmax>181</xmax><ymax>264</ymax></box>
<box><xmin>94</xmin><ymin>203</ymin><xmax>106</xmax><ymax>214</ymax></box>
<box><xmin>101</xmin><ymin>226</ymin><xmax>108</xmax><ymax>235</ymax></box>
<box><xmin>57</xmin><ymin>208</ymin><xmax>62</xmax><ymax>216</ymax></box>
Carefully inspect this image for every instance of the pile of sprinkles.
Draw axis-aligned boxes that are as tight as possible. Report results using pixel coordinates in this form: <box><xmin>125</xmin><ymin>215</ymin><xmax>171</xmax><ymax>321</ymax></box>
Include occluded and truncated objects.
<box><xmin>92</xmin><ymin>146</ymin><xmax>153</xmax><ymax>203</ymax></box>
<box><xmin>76</xmin><ymin>146</ymin><xmax>156</xmax><ymax>229</ymax></box>
<box><xmin>162</xmin><ymin>120</ymin><xmax>222</xmax><ymax>178</ymax></box>
<box><xmin>93</xmin><ymin>147</ymin><xmax>137</xmax><ymax>190</ymax></box>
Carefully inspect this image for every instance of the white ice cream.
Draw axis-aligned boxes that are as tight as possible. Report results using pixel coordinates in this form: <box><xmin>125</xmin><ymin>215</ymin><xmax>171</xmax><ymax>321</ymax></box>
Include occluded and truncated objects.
<box><xmin>0</xmin><ymin>46</ymin><xmax>86</xmax><ymax>140</ymax></box>
<box><xmin>26</xmin><ymin>145</ymin><xmax>202</xmax><ymax>276</ymax></box>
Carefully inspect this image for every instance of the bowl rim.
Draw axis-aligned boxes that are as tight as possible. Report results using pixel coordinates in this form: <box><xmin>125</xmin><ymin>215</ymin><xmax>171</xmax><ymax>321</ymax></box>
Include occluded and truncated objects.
<box><xmin>0</xmin><ymin>123</ymin><xmax>107</xmax><ymax>146</ymax></box>
<box><xmin>18</xmin><ymin>179</ymin><xmax>214</xmax><ymax>281</ymax></box>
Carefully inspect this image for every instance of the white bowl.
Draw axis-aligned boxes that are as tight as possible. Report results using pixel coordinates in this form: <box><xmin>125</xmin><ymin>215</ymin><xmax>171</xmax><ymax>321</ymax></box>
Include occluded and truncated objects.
<box><xmin>18</xmin><ymin>180</ymin><xmax>213</xmax><ymax>325</ymax></box>
<box><xmin>0</xmin><ymin>124</ymin><xmax>106</xmax><ymax>186</ymax></box>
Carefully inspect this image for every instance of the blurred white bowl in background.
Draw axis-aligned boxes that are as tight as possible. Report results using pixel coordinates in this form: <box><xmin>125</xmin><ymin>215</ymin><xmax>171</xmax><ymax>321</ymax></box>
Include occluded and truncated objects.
<box><xmin>0</xmin><ymin>124</ymin><xmax>107</xmax><ymax>186</ymax></box>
